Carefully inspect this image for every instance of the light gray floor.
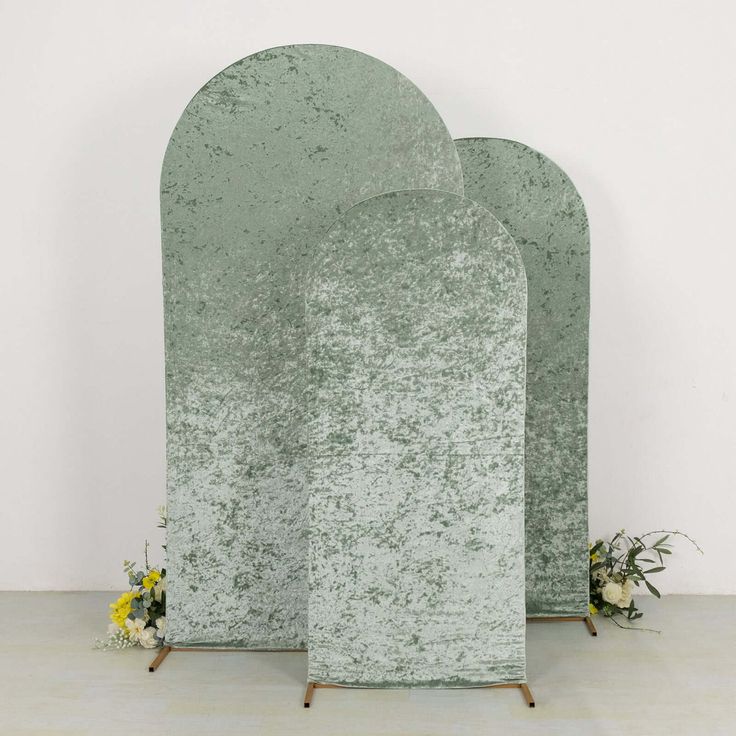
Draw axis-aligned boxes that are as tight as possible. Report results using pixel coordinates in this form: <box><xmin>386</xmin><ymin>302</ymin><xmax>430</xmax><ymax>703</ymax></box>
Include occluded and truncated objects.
<box><xmin>0</xmin><ymin>593</ymin><xmax>733</xmax><ymax>735</ymax></box>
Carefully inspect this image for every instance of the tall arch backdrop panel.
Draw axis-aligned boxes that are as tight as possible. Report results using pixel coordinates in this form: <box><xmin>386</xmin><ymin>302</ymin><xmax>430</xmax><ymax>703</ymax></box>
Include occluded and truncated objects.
<box><xmin>456</xmin><ymin>138</ymin><xmax>590</xmax><ymax>617</ymax></box>
<box><xmin>161</xmin><ymin>45</ymin><xmax>464</xmax><ymax>648</ymax></box>
<box><xmin>306</xmin><ymin>190</ymin><xmax>527</xmax><ymax>687</ymax></box>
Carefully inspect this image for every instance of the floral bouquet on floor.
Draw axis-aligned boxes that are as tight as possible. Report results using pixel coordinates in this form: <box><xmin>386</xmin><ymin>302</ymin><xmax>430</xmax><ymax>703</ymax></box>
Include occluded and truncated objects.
<box><xmin>96</xmin><ymin>507</ymin><xmax>167</xmax><ymax>650</ymax></box>
<box><xmin>589</xmin><ymin>529</ymin><xmax>701</xmax><ymax>630</ymax></box>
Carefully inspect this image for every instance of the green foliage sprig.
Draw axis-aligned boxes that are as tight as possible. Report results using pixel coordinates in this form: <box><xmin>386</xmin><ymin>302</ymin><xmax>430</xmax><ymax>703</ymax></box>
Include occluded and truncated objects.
<box><xmin>589</xmin><ymin>529</ymin><xmax>702</xmax><ymax>632</ymax></box>
<box><xmin>96</xmin><ymin>507</ymin><xmax>167</xmax><ymax>650</ymax></box>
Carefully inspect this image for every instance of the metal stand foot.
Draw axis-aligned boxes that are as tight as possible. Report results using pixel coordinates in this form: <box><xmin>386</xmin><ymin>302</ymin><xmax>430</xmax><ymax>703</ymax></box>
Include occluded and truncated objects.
<box><xmin>484</xmin><ymin>682</ymin><xmax>535</xmax><ymax>708</ymax></box>
<box><xmin>304</xmin><ymin>680</ymin><xmax>535</xmax><ymax>708</ymax></box>
<box><xmin>519</xmin><ymin>682</ymin><xmax>535</xmax><ymax>707</ymax></box>
<box><xmin>148</xmin><ymin>645</ymin><xmax>171</xmax><ymax>672</ymax></box>
<box><xmin>147</xmin><ymin>645</ymin><xmax>305</xmax><ymax>672</ymax></box>
<box><xmin>527</xmin><ymin>615</ymin><xmax>598</xmax><ymax>637</ymax></box>
<box><xmin>303</xmin><ymin>681</ymin><xmax>315</xmax><ymax>707</ymax></box>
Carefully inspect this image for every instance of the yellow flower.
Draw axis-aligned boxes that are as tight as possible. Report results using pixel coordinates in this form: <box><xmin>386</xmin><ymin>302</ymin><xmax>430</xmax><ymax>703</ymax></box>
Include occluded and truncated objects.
<box><xmin>590</xmin><ymin>552</ymin><xmax>600</xmax><ymax>562</ymax></box>
<box><xmin>588</xmin><ymin>602</ymin><xmax>598</xmax><ymax>616</ymax></box>
<box><xmin>109</xmin><ymin>590</ymin><xmax>140</xmax><ymax>628</ymax></box>
<box><xmin>142</xmin><ymin>569</ymin><xmax>161</xmax><ymax>590</ymax></box>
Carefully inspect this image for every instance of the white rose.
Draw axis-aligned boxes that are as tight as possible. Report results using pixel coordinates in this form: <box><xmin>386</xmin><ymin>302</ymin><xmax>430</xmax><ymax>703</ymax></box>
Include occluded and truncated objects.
<box><xmin>602</xmin><ymin>581</ymin><xmax>623</xmax><ymax>605</ymax></box>
<box><xmin>155</xmin><ymin>616</ymin><xmax>167</xmax><ymax>638</ymax></box>
<box><xmin>139</xmin><ymin>627</ymin><xmax>158</xmax><ymax>649</ymax></box>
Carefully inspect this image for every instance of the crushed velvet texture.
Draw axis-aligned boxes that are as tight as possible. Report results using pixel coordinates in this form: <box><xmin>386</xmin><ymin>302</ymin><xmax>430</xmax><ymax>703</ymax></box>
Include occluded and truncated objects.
<box><xmin>456</xmin><ymin>138</ymin><xmax>590</xmax><ymax>617</ymax></box>
<box><xmin>161</xmin><ymin>45</ymin><xmax>463</xmax><ymax>647</ymax></box>
<box><xmin>306</xmin><ymin>190</ymin><xmax>527</xmax><ymax>686</ymax></box>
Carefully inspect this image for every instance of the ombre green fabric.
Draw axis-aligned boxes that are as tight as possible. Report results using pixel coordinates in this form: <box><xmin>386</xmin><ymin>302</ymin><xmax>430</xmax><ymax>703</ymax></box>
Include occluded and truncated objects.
<box><xmin>306</xmin><ymin>190</ymin><xmax>527</xmax><ymax>686</ymax></box>
<box><xmin>456</xmin><ymin>138</ymin><xmax>590</xmax><ymax>617</ymax></box>
<box><xmin>161</xmin><ymin>45</ymin><xmax>463</xmax><ymax>647</ymax></box>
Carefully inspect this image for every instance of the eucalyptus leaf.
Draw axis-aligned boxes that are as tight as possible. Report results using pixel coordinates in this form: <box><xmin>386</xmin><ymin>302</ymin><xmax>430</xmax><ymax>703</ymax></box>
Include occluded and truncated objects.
<box><xmin>645</xmin><ymin>581</ymin><xmax>661</xmax><ymax>598</ymax></box>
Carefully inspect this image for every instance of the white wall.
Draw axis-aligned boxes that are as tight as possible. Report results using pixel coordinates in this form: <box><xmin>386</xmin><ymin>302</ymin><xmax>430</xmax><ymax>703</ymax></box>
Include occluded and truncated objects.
<box><xmin>1</xmin><ymin>0</ymin><xmax>733</xmax><ymax>593</ymax></box>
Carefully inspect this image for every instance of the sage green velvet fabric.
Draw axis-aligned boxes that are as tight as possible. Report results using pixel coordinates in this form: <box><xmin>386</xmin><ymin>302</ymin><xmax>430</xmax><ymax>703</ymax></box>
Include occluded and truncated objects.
<box><xmin>161</xmin><ymin>45</ymin><xmax>463</xmax><ymax>647</ymax></box>
<box><xmin>455</xmin><ymin>138</ymin><xmax>590</xmax><ymax>617</ymax></box>
<box><xmin>306</xmin><ymin>190</ymin><xmax>527</xmax><ymax>686</ymax></box>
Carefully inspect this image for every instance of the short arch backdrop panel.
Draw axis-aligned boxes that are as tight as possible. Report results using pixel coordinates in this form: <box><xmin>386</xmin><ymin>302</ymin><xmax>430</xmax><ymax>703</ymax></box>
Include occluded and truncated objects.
<box><xmin>161</xmin><ymin>45</ymin><xmax>464</xmax><ymax>648</ymax></box>
<box><xmin>456</xmin><ymin>138</ymin><xmax>590</xmax><ymax>617</ymax></box>
<box><xmin>306</xmin><ymin>189</ymin><xmax>527</xmax><ymax>687</ymax></box>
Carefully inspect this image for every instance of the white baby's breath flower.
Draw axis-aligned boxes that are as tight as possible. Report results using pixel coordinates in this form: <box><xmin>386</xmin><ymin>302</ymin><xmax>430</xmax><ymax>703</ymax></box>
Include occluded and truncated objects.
<box><xmin>155</xmin><ymin>616</ymin><xmax>167</xmax><ymax>638</ymax></box>
<box><xmin>602</xmin><ymin>581</ymin><xmax>623</xmax><ymax>605</ymax></box>
<box><xmin>94</xmin><ymin>628</ymin><xmax>136</xmax><ymax>651</ymax></box>
<box><xmin>125</xmin><ymin>617</ymin><xmax>146</xmax><ymax>642</ymax></box>
<box><xmin>139</xmin><ymin>627</ymin><xmax>158</xmax><ymax>649</ymax></box>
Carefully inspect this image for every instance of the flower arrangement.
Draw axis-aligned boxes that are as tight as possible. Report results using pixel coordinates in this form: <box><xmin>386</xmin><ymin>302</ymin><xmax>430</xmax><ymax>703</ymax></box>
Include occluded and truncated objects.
<box><xmin>96</xmin><ymin>507</ymin><xmax>167</xmax><ymax>650</ymax></box>
<box><xmin>589</xmin><ymin>529</ymin><xmax>702</xmax><ymax>630</ymax></box>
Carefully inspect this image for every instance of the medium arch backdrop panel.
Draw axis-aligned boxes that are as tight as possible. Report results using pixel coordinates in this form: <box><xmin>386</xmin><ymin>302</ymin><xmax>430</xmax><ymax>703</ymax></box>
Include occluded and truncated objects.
<box><xmin>456</xmin><ymin>138</ymin><xmax>590</xmax><ymax>617</ymax></box>
<box><xmin>161</xmin><ymin>45</ymin><xmax>463</xmax><ymax>647</ymax></box>
<box><xmin>306</xmin><ymin>190</ymin><xmax>527</xmax><ymax>686</ymax></box>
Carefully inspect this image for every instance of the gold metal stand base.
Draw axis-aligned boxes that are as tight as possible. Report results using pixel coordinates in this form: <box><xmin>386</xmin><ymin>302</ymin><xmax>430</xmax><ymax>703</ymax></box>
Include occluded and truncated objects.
<box><xmin>527</xmin><ymin>615</ymin><xmax>597</xmax><ymax>637</ymax></box>
<box><xmin>584</xmin><ymin>616</ymin><xmax>598</xmax><ymax>636</ymax></box>
<box><xmin>147</xmin><ymin>645</ymin><xmax>306</xmax><ymax>672</ymax></box>
<box><xmin>148</xmin><ymin>645</ymin><xmax>171</xmax><ymax>672</ymax></box>
<box><xmin>303</xmin><ymin>680</ymin><xmax>535</xmax><ymax>708</ymax></box>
